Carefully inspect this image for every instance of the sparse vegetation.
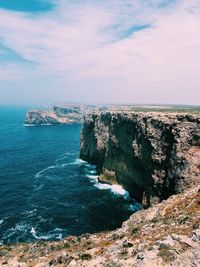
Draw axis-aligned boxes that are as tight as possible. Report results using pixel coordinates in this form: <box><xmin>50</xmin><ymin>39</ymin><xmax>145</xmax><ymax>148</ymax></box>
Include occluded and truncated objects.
<box><xmin>158</xmin><ymin>244</ymin><xmax>176</xmax><ymax>263</ymax></box>
<box><xmin>0</xmin><ymin>187</ymin><xmax>199</xmax><ymax>266</ymax></box>
<box><xmin>80</xmin><ymin>253</ymin><xmax>92</xmax><ymax>260</ymax></box>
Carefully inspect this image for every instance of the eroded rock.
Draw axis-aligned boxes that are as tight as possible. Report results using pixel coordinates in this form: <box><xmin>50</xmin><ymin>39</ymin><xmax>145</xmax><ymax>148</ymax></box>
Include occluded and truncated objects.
<box><xmin>80</xmin><ymin>111</ymin><xmax>200</xmax><ymax>207</ymax></box>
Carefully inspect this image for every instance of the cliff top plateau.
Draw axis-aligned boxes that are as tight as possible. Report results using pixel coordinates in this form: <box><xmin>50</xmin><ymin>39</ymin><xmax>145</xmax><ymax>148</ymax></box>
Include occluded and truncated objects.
<box><xmin>24</xmin><ymin>104</ymin><xmax>200</xmax><ymax>125</ymax></box>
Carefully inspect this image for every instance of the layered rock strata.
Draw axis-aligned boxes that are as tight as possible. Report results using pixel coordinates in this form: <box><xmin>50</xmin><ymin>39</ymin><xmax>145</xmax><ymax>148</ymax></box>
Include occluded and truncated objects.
<box><xmin>80</xmin><ymin>112</ymin><xmax>200</xmax><ymax>207</ymax></box>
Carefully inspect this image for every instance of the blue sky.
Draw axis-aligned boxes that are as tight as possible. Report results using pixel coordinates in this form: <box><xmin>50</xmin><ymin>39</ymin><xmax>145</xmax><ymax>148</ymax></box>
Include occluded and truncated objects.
<box><xmin>0</xmin><ymin>0</ymin><xmax>200</xmax><ymax>105</ymax></box>
<box><xmin>0</xmin><ymin>0</ymin><xmax>54</xmax><ymax>12</ymax></box>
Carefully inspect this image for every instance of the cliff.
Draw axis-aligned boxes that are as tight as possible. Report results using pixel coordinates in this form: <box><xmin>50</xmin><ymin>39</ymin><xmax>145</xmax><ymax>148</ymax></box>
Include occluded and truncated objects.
<box><xmin>25</xmin><ymin>106</ymin><xmax>83</xmax><ymax>125</ymax></box>
<box><xmin>0</xmin><ymin>186</ymin><xmax>199</xmax><ymax>266</ymax></box>
<box><xmin>80</xmin><ymin>112</ymin><xmax>200</xmax><ymax>207</ymax></box>
<box><xmin>1</xmin><ymin>111</ymin><xmax>200</xmax><ymax>267</ymax></box>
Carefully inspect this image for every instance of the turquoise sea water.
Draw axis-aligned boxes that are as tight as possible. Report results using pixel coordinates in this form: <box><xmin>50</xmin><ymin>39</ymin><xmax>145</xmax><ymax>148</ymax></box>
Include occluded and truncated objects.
<box><xmin>0</xmin><ymin>106</ymin><xmax>140</xmax><ymax>245</ymax></box>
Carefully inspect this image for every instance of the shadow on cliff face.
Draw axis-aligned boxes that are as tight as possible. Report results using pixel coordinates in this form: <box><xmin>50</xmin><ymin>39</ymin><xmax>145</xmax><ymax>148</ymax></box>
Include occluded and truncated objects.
<box><xmin>80</xmin><ymin>112</ymin><xmax>200</xmax><ymax>208</ymax></box>
<box><xmin>80</xmin><ymin>113</ymin><xmax>111</xmax><ymax>171</ymax></box>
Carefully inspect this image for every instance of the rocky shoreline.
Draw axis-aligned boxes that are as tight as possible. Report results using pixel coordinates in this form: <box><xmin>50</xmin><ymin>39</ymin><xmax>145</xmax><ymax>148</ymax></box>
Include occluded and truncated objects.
<box><xmin>0</xmin><ymin>186</ymin><xmax>199</xmax><ymax>266</ymax></box>
<box><xmin>1</xmin><ymin>110</ymin><xmax>199</xmax><ymax>266</ymax></box>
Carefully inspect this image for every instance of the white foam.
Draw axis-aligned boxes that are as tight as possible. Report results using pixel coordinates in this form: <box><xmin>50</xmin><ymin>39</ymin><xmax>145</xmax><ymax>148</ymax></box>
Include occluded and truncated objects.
<box><xmin>127</xmin><ymin>203</ymin><xmax>142</xmax><ymax>211</ymax></box>
<box><xmin>35</xmin><ymin>165</ymin><xmax>56</xmax><ymax>178</ymax></box>
<box><xmin>55</xmin><ymin>156</ymin><xmax>69</xmax><ymax>163</ymax></box>
<box><xmin>73</xmin><ymin>159</ymin><xmax>87</xmax><ymax>165</ymax></box>
<box><xmin>57</xmin><ymin>233</ymin><xmax>63</xmax><ymax>240</ymax></box>
<box><xmin>0</xmin><ymin>219</ymin><xmax>3</xmax><ymax>225</ymax></box>
<box><xmin>83</xmin><ymin>161</ymin><xmax>130</xmax><ymax>199</ymax></box>
<box><xmin>23</xmin><ymin>209</ymin><xmax>37</xmax><ymax>216</ymax></box>
<box><xmin>34</xmin><ymin>184</ymin><xmax>44</xmax><ymax>191</ymax></box>
<box><xmin>94</xmin><ymin>183</ymin><xmax>130</xmax><ymax>199</ymax></box>
<box><xmin>59</xmin><ymin>160</ymin><xmax>83</xmax><ymax>167</ymax></box>
<box><xmin>15</xmin><ymin>223</ymin><xmax>28</xmax><ymax>231</ymax></box>
<box><xmin>55</xmin><ymin>151</ymin><xmax>77</xmax><ymax>162</ymax></box>
<box><xmin>30</xmin><ymin>227</ymin><xmax>37</xmax><ymax>237</ymax></box>
<box><xmin>58</xmin><ymin>158</ymin><xmax>87</xmax><ymax>167</ymax></box>
<box><xmin>86</xmin><ymin>174</ymin><xmax>98</xmax><ymax>180</ymax></box>
<box><xmin>24</xmin><ymin>123</ymin><xmax>53</xmax><ymax>126</ymax></box>
<box><xmin>23</xmin><ymin>124</ymin><xmax>36</xmax><ymax>127</ymax></box>
<box><xmin>111</xmin><ymin>185</ymin><xmax>130</xmax><ymax>199</ymax></box>
<box><xmin>88</xmin><ymin>169</ymin><xmax>97</xmax><ymax>174</ymax></box>
<box><xmin>30</xmin><ymin>227</ymin><xmax>63</xmax><ymax>240</ymax></box>
<box><xmin>65</xmin><ymin>151</ymin><xmax>77</xmax><ymax>156</ymax></box>
<box><xmin>30</xmin><ymin>227</ymin><xmax>52</xmax><ymax>240</ymax></box>
<box><xmin>35</xmin><ymin>158</ymin><xmax>92</xmax><ymax>179</ymax></box>
<box><xmin>7</xmin><ymin>223</ymin><xmax>30</xmax><ymax>237</ymax></box>
<box><xmin>85</xmin><ymin>163</ymin><xmax>96</xmax><ymax>169</ymax></box>
<box><xmin>95</xmin><ymin>183</ymin><xmax>112</xmax><ymax>190</ymax></box>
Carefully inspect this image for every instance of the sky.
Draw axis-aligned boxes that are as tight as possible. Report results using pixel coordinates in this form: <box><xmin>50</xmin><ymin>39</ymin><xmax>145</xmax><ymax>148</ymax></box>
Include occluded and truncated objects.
<box><xmin>0</xmin><ymin>0</ymin><xmax>200</xmax><ymax>106</ymax></box>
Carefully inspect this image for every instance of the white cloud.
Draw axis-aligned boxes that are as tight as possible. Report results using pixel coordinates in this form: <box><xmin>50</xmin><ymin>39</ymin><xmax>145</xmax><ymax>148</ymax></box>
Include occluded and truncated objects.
<box><xmin>0</xmin><ymin>0</ymin><xmax>200</xmax><ymax>104</ymax></box>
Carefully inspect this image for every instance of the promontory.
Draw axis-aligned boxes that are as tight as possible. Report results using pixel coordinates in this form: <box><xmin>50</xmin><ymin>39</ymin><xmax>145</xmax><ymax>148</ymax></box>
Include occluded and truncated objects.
<box><xmin>1</xmin><ymin>109</ymin><xmax>199</xmax><ymax>267</ymax></box>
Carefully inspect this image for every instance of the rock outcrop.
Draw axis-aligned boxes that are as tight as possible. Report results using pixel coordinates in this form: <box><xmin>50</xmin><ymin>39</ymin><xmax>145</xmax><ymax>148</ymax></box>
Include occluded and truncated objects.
<box><xmin>80</xmin><ymin>112</ymin><xmax>200</xmax><ymax>207</ymax></box>
<box><xmin>25</xmin><ymin>106</ymin><xmax>83</xmax><ymax>125</ymax></box>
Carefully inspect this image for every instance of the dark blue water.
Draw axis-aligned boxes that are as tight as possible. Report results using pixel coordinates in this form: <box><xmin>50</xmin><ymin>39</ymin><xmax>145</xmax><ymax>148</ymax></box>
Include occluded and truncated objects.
<box><xmin>0</xmin><ymin>106</ymin><xmax>140</xmax><ymax>245</ymax></box>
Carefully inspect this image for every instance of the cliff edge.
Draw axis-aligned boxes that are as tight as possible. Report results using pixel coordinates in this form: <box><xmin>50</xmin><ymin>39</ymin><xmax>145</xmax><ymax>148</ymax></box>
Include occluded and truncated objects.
<box><xmin>80</xmin><ymin>112</ymin><xmax>200</xmax><ymax>207</ymax></box>
<box><xmin>0</xmin><ymin>186</ymin><xmax>199</xmax><ymax>266</ymax></box>
<box><xmin>1</xmin><ymin>111</ymin><xmax>200</xmax><ymax>267</ymax></box>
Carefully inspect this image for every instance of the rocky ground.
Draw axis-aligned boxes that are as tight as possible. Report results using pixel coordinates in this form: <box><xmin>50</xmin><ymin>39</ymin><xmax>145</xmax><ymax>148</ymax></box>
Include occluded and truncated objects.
<box><xmin>0</xmin><ymin>185</ymin><xmax>199</xmax><ymax>267</ymax></box>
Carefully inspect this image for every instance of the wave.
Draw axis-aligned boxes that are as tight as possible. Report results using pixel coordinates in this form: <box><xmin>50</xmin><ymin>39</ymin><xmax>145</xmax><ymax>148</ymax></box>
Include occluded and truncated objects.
<box><xmin>127</xmin><ymin>202</ymin><xmax>142</xmax><ymax>212</ymax></box>
<box><xmin>55</xmin><ymin>156</ymin><xmax>69</xmax><ymax>163</ymax></box>
<box><xmin>22</xmin><ymin>209</ymin><xmax>37</xmax><ymax>216</ymax></box>
<box><xmin>35</xmin><ymin>158</ymin><xmax>86</xmax><ymax>178</ymax></box>
<box><xmin>30</xmin><ymin>227</ymin><xmax>63</xmax><ymax>241</ymax></box>
<box><xmin>55</xmin><ymin>151</ymin><xmax>77</xmax><ymax>163</ymax></box>
<box><xmin>84</xmin><ymin>163</ymin><xmax>96</xmax><ymax>169</ymax></box>
<box><xmin>71</xmin><ymin>159</ymin><xmax>87</xmax><ymax>165</ymax></box>
<box><xmin>24</xmin><ymin>123</ymin><xmax>53</xmax><ymax>127</ymax></box>
<box><xmin>60</xmin><ymin>159</ymin><xmax>85</xmax><ymax>167</ymax></box>
<box><xmin>83</xmin><ymin>163</ymin><xmax>130</xmax><ymax>200</ymax></box>
<box><xmin>86</xmin><ymin>174</ymin><xmax>98</xmax><ymax>180</ymax></box>
<box><xmin>82</xmin><ymin>161</ymin><xmax>129</xmax><ymax>198</ymax></box>
<box><xmin>94</xmin><ymin>183</ymin><xmax>130</xmax><ymax>199</ymax></box>
<box><xmin>23</xmin><ymin>124</ymin><xmax>36</xmax><ymax>127</ymax></box>
<box><xmin>34</xmin><ymin>183</ymin><xmax>44</xmax><ymax>191</ymax></box>
<box><xmin>0</xmin><ymin>219</ymin><xmax>3</xmax><ymax>225</ymax></box>
<box><xmin>35</xmin><ymin>165</ymin><xmax>56</xmax><ymax>178</ymax></box>
<box><xmin>88</xmin><ymin>169</ymin><xmax>97</xmax><ymax>174</ymax></box>
<box><xmin>3</xmin><ymin>223</ymin><xmax>30</xmax><ymax>243</ymax></box>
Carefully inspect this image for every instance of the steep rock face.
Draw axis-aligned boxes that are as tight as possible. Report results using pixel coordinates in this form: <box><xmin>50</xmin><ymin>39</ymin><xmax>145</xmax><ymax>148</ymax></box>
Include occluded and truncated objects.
<box><xmin>80</xmin><ymin>112</ymin><xmax>200</xmax><ymax>207</ymax></box>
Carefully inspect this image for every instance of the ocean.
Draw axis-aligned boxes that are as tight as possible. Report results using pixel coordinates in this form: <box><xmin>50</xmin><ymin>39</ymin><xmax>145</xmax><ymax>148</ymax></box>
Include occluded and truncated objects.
<box><xmin>0</xmin><ymin>106</ymin><xmax>141</xmax><ymax>245</ymax></box>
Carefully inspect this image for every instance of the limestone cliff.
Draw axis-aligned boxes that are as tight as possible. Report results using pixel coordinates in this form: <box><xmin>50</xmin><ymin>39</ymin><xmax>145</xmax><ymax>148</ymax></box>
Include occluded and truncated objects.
<box><xmin>80</xmin><ymin>112</ymin><xmax>200</xmax><ymax>207</ymax></box>
<box><xmin>25</xmin><ymin>106</ymin><xmax>83</xmax><ymax>125</ymax></box>
<box><xmin>1</xmin><ymin>111</ymin><xmax>200</xmax><ymax>267</ymax></box>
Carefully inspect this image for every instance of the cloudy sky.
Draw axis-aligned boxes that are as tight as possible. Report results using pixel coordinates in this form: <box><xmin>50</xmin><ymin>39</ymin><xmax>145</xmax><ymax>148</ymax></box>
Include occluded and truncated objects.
<box><xmin>0</xmin><ymin>0</ymin><xmax>200</xmax><ymax>105</ymax></box>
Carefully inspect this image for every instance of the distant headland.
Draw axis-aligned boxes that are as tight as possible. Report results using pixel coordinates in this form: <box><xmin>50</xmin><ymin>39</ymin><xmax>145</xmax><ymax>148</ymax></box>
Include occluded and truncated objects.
<box><xmin>25</xmin><ymin>104</ymin><xmax>200</xmax><ymax>126</ymax></box>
